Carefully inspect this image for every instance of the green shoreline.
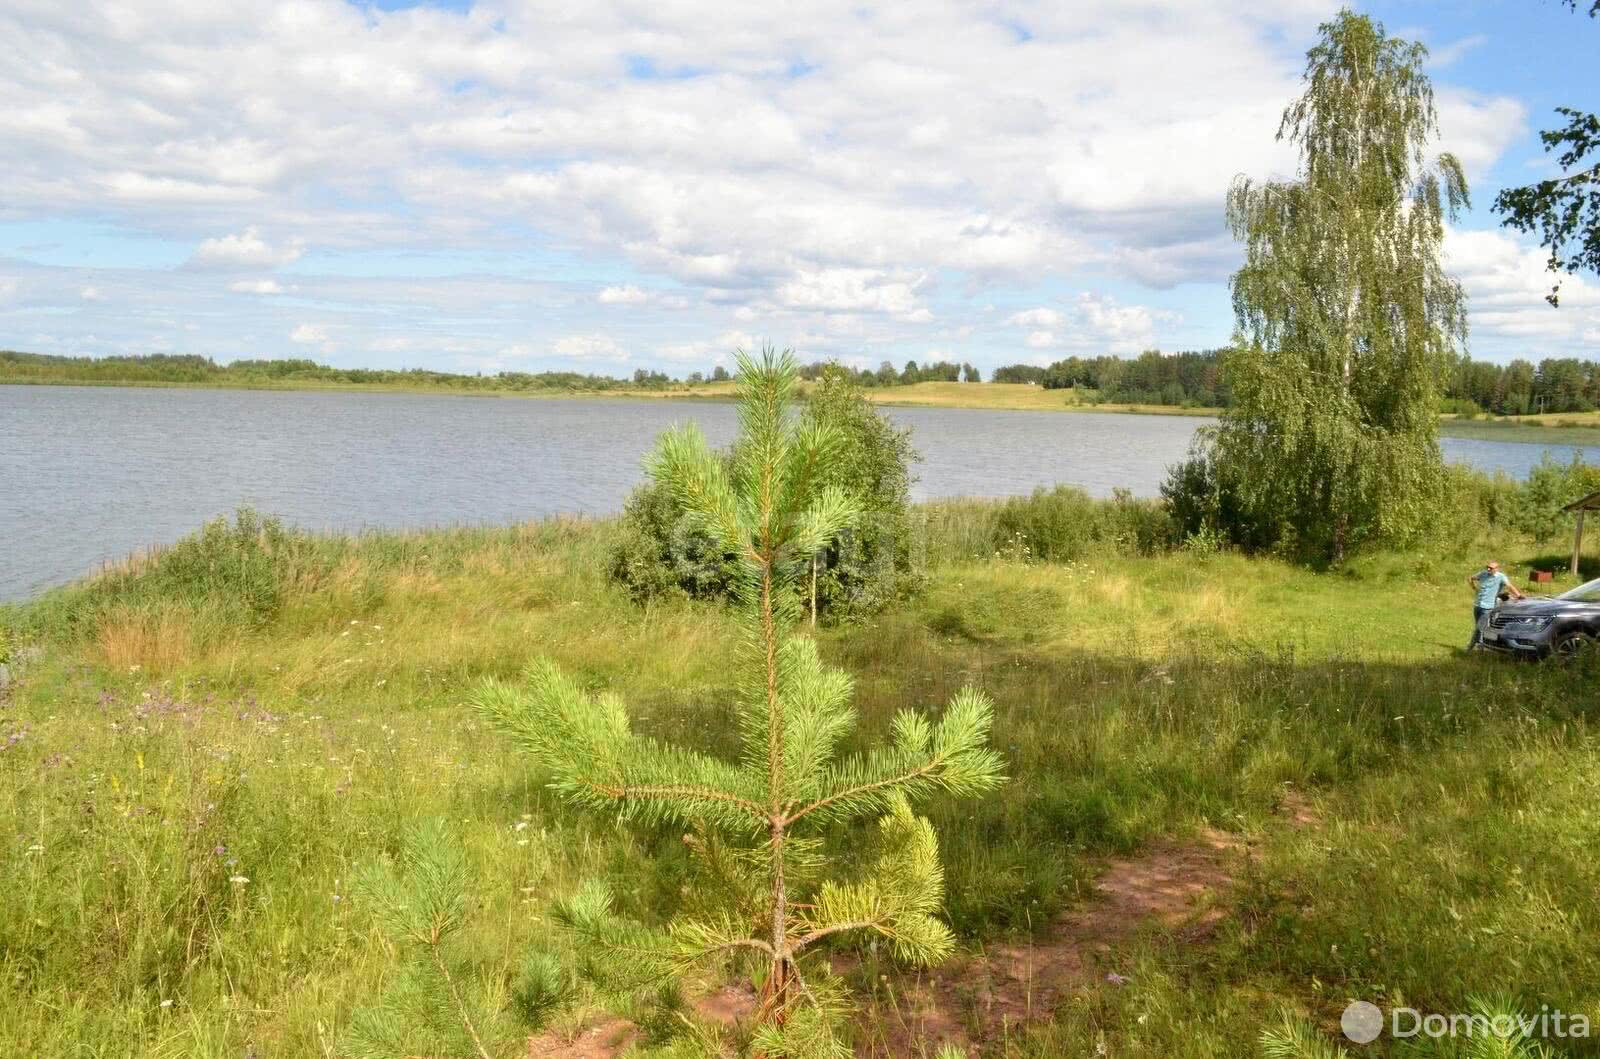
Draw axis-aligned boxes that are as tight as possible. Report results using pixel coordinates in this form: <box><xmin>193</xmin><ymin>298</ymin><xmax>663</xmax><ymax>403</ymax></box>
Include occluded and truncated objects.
<box><xmin>6</xmin><ymin>374</ymin><xmax>1600</xmax><ymax>446</ymax></box>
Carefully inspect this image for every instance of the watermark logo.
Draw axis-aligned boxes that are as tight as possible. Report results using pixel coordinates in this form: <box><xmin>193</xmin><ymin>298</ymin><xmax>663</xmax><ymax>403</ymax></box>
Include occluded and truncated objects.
<box><xmin>1340</xmin><ymin>1001</ymin><xmax>1383</xmax><ymax>1044</ymax></box>
<box><xmin>1340</xmin><ymin>1001</ymin><xmax>1591</xmax><ymax>1044</ymax></box>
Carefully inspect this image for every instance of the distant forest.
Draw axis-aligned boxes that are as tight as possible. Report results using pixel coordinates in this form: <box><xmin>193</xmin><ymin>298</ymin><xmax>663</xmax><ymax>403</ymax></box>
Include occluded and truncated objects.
<box><xmin>989</xmin><ymin>349</ymin><xmax>1600</xmax><ymax>415</ymax></box>
<box><xmin>6</xmin><ymin>347</ymin><xmax>1600</xmax><ymax>415</ymax></box>
<box><xmin>0</xmin><ymin>350</ymin><xmax>672</xmax><ymax>393</ymax></box>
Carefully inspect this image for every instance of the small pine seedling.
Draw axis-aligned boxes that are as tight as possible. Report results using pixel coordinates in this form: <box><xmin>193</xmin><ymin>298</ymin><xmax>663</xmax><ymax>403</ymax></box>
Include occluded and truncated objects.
<box><xmin>473</xmin><ymin>348</ymin><xmax>1005</xmax><ymax>1055</ymax></box>
<box><xmin>345</xmin><ymin>819</ymin><xmax>572</xmax><ymax>1059</ymax></box>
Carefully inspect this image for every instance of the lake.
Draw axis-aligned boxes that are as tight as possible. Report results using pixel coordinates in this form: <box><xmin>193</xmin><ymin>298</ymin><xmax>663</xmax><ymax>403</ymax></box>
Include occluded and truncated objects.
<box><xmin>4</xmin><ymin>384</ymin><xmax>1596</xmax><ymax>602</ymax></box>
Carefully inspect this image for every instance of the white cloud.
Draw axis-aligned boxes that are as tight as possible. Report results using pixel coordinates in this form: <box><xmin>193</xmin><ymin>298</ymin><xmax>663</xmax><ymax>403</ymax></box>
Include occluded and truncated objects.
<box><xmin>1445</xmin><ymin>227</ymin><xmax>1600</xmax><ymax>351</ymax></box>
<box><xmin>79</xmin><ymin>286</ymin><xmax>103</xmax><ymax>301</ymax></box>
<box><xmin>190</xmin><ymin>227</ymin><xmax>304</xmax><ymax>270</ymax></box>
<box><xmin>1007</xmin><ymin>308</ymin><xmax>1064</xmax><ymax>329</ymax></box>
<box><xmin>1024</xmin><ymin>330</ymin><xmax>1056</xmax><ymax>349</ymax></box>
<box><xmin>1429</xmin><ymin>33</ymin><xmax>1488</xmax><ymax>70</ymax></box>
<box><xmin>551</xmin><ymin>333</ymin><xmax>627</xmax><ymax>359</ymax></box>
<box><xmin>1073</xmin><ymin>292</ymin><xmax>1181</xmax><ymax>353</ymax></box>
<box><xmin>289</xmin><ymin>323</ymin><xmax>329</xmax><ymax>344</ymax></box>
<box><xmin>0</xmin><ymin>1</ymin><xmax>1547</xmax><ymax>368</ymax></box>
<box><xmin>657</xmin><ymin>330</ymin><xmax>757</xmax><ymax>363</ymax></box>
<box><xmin>229</xmin><ymin>278</ymin><xmax>286</xmax><ymax>295</ymax></box>
<box><xmin>775</xmin><ymin>269</ymin><xmax>926</xmax><ymax>318</ymax></box>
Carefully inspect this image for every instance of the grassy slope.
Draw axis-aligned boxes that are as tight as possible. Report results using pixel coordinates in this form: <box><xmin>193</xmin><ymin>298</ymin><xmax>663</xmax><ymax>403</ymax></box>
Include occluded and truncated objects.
<box><xmin>4</xmin><ymin>521</ymin><xmax>1600</xmax><ymax>1057</ymax></box>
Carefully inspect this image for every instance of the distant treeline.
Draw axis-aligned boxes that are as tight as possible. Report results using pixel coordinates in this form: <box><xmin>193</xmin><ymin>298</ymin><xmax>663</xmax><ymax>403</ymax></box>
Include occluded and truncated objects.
<box><xmin>990</xmin><ymin>349</ymin><xmax>1600</xmax><ymax>415</ymax></box>
<box><xmin>10</xmin><ymin>348</ymin><xmax>1600</xmax><ymax>414</ymax></box>
<box><xmin>794</xmin><ymin>359</ymin><xmax>982</xmax><ymax>386</ymax></box>
<box><xmin>1446</xmin><ymin>357</ymin><xmax>1600</xmax><ymax>416</ymax></box>
<box><xmin>0</xmin><ymin>351</ymin><xmax>670</xmax><ymax>392</ymax></box>
<box><xmin>992</xmin><ymin>349</ymin><xmax>1231</xmax><ymax>408</ymax></box>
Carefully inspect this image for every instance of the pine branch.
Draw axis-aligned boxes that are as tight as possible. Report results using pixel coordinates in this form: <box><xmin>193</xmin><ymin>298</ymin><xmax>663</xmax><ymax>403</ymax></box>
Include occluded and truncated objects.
<box><xmin>473</xmin><ymin>662</ymin><xmax>769</xmax><ymax>833</ymax></box>
<box><xmin>790</xmin><ymin>798</ymin><xmax>955</xmax><ymax>966</ymax></box>
<box><xmin>788</xmin><ymin>687</ymin><xmax>1005</xmax><ymax>825</ymax></box>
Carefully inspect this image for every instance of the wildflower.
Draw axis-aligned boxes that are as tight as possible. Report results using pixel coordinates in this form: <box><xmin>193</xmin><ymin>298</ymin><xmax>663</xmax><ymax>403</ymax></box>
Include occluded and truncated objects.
<box><xmin>514</xmin><ymin>821</ymin><xmax>529</xmax><ymax>832</ymax></box>
<box><xmin>160</xmin><ymin>999</ymin><xmax>173</xmax><ymax>1008</ymax></box>
<box><xmin>229</xmin><ymin>875</ymin><xmax>249</xmax><ymax>884</ymax></box>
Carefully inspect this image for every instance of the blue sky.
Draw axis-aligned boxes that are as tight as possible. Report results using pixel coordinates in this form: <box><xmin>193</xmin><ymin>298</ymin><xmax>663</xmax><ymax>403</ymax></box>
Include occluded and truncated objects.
<box><xmin>1</xmin><ymin>0</ymin><xmax>1596</xmax><ymax>374</ymax></box>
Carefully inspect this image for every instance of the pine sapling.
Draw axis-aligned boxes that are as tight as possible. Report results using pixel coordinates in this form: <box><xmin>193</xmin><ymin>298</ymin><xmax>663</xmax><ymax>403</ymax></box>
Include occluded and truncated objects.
<box><xmin>473</xmin><ymin>348</ymin><xmax>1005</xmax><ymax>1054</ymax></box>
<box><xmin>345</xmin><ymin>819</ymin><xmax>574</xmax><ymax>1059</ymax></box>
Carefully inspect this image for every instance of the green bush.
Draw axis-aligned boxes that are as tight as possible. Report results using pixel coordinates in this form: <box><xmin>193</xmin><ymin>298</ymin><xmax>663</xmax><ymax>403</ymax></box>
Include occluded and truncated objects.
<box><xmin>1512</xmin><ymin>453</ymin><xmax>1600</xmax><ymax>544</ymax></box>
<box><xmin>606</xmin><ymin>475</ymin><xmax>739</xmax><ymax>603</ymax></box>
<box><xmin>12</xmin><ymin>508</ymin><xmax>308</xmax><ymax>641</ymax></box>
<box><xmin>608</xmin><ymin>364</ymin><xmax>922</xmax><ymax>618</ymax></box>
<box><xmin>991</xmin><ymin>485</ymin><xmax>1175</xmax><ymax>562</ymax></box>
<box><xmin>801</xmin><ymin>364</ymin><xmax>924</xmax><ymax>616</ymax></box>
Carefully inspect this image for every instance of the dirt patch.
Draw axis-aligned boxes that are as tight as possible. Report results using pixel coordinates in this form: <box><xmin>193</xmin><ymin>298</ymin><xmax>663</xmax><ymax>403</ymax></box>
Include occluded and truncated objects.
<box><xmin>1277</xmin><ymin>788</ymin><xmax>1322</xmax><ymax>828</ymax></box>
<box><xmin>526</xmin><ymin>984</ymin><xmax>757</xmax><ymax>1057</ymax></box>
<box><xmin>855</xmin><ymin>828</ymin><xmax>1245</xmax><ymax>1056</ymax></box>
<box><xmin>528</xmin><ymin>1016</ymin><xmax>640</xmax><ymax>1059</ymax></box>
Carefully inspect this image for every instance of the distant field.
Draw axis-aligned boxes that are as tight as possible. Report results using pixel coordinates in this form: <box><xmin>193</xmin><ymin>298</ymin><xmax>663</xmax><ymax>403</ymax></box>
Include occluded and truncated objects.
<box><xmin>857</xmin><ymin>380</ymin><xmax>1218</xmax><ymax>415</ymax></box>
<box><xmin>1439</xmin><ymin>412</ymin><xmax>1600</xmax><ymax>448</ymax></box>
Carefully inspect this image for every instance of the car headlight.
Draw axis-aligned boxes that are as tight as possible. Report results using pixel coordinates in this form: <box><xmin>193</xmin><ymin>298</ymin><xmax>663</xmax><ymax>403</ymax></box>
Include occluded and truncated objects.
<box><xmin>1510</xmin><ymin>616</ymin><xmax>1554</xmax><ymax>628</ymax></box>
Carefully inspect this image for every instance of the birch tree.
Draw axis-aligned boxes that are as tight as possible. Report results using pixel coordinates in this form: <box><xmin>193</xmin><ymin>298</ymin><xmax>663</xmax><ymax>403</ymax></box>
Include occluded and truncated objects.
<box><xmin>1202</xmin><ymin>9</ymin><xmax>1468</xmax><ymax>562</ymax></box>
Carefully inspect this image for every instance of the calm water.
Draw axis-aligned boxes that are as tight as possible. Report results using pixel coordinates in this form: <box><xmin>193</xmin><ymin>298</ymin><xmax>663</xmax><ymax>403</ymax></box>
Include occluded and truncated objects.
<box><xmin>4</xmin><ymin>385</ymin><xmax>1596</xmax><ymax>601</ymax></box>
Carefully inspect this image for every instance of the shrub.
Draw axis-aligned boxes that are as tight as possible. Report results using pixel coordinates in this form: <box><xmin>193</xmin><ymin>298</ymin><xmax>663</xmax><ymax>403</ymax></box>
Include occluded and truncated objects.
<box><xmin>799</xmin><ymin>364</ymin><xmax>923</xmax><ymax>616</ymax></box>
<box><xmin>609</xmin><ymin>363</ymin><xmax>921</xmax><ymax>619</ymax></box>
<box><xmin>1512</xmin><ymin>453</ymin><xmax>1600</xmax><ymax>544</ymax></box>
<box><xmin>13</xmin><ymin>508</ymin><xmax>307</xmax><ymax>642</ymax></box>
<box><xmin>607</xmin><ymin>476</ymin><xmax>739</xmax><ymax>603</ymax></box>
<box><xmin>991</xmin><ymin>486</ymin><xmax>1174</xmax><ymax>562</ymax></box>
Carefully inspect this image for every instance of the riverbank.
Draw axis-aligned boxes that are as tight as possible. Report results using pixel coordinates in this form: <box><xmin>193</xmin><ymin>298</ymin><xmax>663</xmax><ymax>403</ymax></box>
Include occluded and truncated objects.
<box><xmin>3</xmin><ymin>511</ymin><xmax>1598</xmax><ymax>1057</ymax></box>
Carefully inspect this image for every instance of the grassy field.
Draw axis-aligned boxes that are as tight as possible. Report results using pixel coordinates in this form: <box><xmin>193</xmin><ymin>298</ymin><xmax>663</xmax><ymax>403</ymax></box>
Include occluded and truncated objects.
<box><xmin>1437</xmin><ymin>412</ymin><xmax>1600</xmax><ymax>448</ymax></box>
<box><xmin>4</xmin><ymin>512</ymin><xmax>1600</xmax><ymax>1057</ymax></box>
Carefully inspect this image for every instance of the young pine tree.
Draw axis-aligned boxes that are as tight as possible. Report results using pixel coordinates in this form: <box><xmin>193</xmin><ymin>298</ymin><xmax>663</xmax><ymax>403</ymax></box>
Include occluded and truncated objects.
<box><xmin>472</xmin><ymin>349</ymin><xmax>1003</xmax><ymax>1055</ymax></box>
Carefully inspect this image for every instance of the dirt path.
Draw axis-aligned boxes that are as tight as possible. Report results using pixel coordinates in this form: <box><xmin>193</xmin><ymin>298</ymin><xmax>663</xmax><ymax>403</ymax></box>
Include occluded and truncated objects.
<box><xmin>530</xmin><ymin>800</ymin><xmax>1313</xmax><ymax>1058</ymax></box>
<box><xmin>850</xmin><ymin>829</ymin><xmax>1244</xmax><ymax>1056</ymax></box>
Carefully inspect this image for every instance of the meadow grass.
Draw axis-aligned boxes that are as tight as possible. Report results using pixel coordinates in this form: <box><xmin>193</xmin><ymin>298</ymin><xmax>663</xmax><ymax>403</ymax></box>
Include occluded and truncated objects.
<box><xmin>3</xmin><ymin>511</ymin><xmax>1599</xmax><ymax>1057</ymax></box>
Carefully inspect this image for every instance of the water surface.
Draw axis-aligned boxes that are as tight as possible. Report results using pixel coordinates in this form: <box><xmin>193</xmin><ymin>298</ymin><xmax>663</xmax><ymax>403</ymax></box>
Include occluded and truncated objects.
<box><xmin>4</xmin><ymin>385</ymin><xmax>1594</xmax><ymax>601</ymax></box>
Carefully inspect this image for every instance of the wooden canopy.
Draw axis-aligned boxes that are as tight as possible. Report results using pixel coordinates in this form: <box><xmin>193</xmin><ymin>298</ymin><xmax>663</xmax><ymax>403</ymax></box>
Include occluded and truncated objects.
<box><xmin>1564</xmin><ymin>491</ymin><xmax>1600</xmax><ymax>576</ymax></box>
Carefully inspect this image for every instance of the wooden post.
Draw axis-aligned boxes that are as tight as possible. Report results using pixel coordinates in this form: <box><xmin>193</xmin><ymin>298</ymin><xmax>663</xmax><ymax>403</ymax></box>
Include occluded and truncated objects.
<box><xmin>1574</xmin><ymin>509</ymin><xmax>1587</xmax><ymax>578</ymax></box>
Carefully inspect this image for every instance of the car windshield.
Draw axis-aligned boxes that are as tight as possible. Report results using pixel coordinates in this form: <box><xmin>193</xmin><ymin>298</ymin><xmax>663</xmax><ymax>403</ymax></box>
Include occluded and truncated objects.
<box><xmin>1558</xmin><ymin>577</ymin><xmax>1600</xmax><ymax>603</ymax></box>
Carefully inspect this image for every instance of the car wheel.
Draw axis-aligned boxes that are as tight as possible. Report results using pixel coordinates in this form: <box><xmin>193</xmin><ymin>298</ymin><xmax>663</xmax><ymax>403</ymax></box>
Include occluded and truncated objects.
<box><xmin>1552</xmin><ymin>631</ymin><xmax>1596</xmax><ymax>662</ymax></box>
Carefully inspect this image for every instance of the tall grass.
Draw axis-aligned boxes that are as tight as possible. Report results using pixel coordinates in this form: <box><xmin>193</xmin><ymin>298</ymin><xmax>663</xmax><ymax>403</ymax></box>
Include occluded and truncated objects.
<box><xmin>3</xmin><ymin>509</ymin><xmax>1600</xmax><ymax>1056</ymax></box>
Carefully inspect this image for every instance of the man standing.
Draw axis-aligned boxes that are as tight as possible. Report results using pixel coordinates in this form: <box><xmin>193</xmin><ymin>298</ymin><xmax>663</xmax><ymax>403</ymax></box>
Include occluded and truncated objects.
<box><xmin>1468</xmin><ymin>560</ymin><xmax>1524</xmax><ymax>650</ymax></box>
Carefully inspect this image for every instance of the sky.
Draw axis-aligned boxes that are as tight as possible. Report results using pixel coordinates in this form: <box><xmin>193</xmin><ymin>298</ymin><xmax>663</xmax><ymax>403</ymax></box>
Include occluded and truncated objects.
<box><xmin>1</xmin><ymin>0</ymin><xmax>1596</xmax><ymax>376</ymax></box>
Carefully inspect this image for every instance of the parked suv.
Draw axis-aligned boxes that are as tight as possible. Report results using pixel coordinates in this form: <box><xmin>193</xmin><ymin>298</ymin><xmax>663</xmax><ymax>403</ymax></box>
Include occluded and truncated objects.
<box><xmin>1478</xmin><ymin>576</ymin><xmax>1600</xmax><ymax>659</ymax></box>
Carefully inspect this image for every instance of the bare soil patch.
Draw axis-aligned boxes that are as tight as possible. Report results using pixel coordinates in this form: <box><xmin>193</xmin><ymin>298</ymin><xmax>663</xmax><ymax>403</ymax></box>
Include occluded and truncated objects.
<box><xmin>853</xmin><ymin>828</ymin><xmax>1245</xmax><ymax>1056</ymax></box>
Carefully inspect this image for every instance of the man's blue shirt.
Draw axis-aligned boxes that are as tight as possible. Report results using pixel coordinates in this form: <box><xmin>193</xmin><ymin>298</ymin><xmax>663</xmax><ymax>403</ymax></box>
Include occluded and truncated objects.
<box><xmin>1474</xmin><ymin>570</ymin><xmax>1508</xmax><ymax>609</ymax></box>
